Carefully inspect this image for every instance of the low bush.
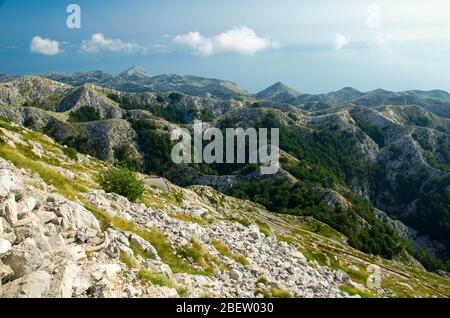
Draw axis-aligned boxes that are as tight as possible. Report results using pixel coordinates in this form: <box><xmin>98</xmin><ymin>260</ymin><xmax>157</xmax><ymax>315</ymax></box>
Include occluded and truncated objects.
<box><xmin>98</xmin><ymin>167</ymin><xmax>144</xmax><ymax>202</ymax></box>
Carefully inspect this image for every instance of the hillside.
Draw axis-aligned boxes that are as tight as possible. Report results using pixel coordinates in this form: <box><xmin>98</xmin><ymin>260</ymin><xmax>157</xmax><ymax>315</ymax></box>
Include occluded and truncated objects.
<box><xmin>0</xmin><ymin>117</ymin><xmax>449</xmax><ymax>298</ymax></box>
<box><xmin>43</xmin><ymin>68</ymin><xmax>252</xmax><ymax>101</ymax></box>
<box><xmin>256</xmin><ymin>82</ymin><xmax>302</xmax><ymax>104</ymax></box>
<box><xmin>0</xmin><ymin>75</ymin><xmax>449</xmax><ymax>287</ymax></box>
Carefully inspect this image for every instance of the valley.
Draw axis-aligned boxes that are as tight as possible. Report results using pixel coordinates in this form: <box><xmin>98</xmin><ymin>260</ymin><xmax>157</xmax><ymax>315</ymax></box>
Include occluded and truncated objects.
<box><xmin>0</xmin><ymin>69</ymin><xmax>449</xmax><ymax>298</ymax></box>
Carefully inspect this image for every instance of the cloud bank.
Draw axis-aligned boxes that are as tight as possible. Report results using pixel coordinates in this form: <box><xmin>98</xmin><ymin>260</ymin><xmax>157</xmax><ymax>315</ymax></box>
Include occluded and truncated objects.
<box><xmin>174</xmin><ymin>26</ymin><xmax>278</xmax><ymax>56</ymax></box>
<box><xmin>30</xmin><ymin>36</ymin><xmax>61</xmax><ymax>56</ymax></box>
<box><xmin>80</xmin><ymin>33</ymin><xmax>147</xmax><ymax>54</ymax></box>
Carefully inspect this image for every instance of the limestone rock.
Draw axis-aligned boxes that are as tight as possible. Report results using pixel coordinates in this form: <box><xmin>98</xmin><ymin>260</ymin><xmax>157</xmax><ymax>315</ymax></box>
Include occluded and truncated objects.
<box><xmin>0</xmin><ymin>262</ymin><xmax>14</xmax><ymax>282</ymax></box>
<box><xmin>3</xmin><ymin>238</ymin><xmax>45</xmax><ymax>279</ymax></box>
<box><xmin>0</xmin><ymin>238</ymin><xmax>12</xmax><ymax>258</ymax></box>
<box><xmin>0</xmin><ymin>270</ymin><xmax>51</xmax><ymax>298</ymax></box>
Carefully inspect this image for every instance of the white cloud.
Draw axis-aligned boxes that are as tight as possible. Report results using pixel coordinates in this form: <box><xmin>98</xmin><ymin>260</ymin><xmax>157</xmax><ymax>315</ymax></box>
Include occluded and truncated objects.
<box><xmin>80</xmin><ymin>33</ymin><xmax>147</xmax><ymax>54</ymax></box>
<box><xmin>334</xmin><ymin>34</ymin><xmax>349</xmax><ymax>51</ymax></box>
<box><xmin>30</xmin><ymin>36</ymin><xmax>61</xmax><ymax>56</ymax></box>
<box><xmin>174</xmin><ymin>26</ymin><xmax>279</xmax><ymax>56</ymax></box>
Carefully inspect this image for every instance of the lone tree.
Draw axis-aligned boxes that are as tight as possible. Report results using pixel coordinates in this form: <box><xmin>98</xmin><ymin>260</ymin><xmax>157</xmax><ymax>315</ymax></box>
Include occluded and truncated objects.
<box><xmin>98</xmin><ymin>167</ymin><xmax>144</xmax><ymax>202</ymax></box>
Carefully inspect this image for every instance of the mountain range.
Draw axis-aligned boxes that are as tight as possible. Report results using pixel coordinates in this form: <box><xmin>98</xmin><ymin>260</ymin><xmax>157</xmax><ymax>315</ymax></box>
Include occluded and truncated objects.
<box><xmin>41</xmin><ymin>67</ymin><xmax>450</xmax><ymax>119</ymax></box>
<box><xmin>0</xmin><ymin>68</ymin><xmax>449</xmax><ymax>298</ymax></box>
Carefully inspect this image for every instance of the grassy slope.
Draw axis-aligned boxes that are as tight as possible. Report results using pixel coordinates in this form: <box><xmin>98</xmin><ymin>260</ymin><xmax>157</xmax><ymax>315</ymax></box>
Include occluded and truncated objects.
<box><xmin>0</xmin><ymin>116</ymin><xmax>449</xmax><ymax>298</ymax></box>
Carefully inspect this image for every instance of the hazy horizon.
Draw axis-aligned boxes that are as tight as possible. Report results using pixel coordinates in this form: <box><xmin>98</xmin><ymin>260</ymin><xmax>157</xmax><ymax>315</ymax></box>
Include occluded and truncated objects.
<box><xmin>1</xmin><ymin>0</ymin><xmax>450</xmax><ymax>94</ymax></box>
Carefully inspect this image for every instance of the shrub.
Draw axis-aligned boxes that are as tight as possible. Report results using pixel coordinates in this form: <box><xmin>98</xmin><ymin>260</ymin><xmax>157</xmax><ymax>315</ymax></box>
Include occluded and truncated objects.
<box><xmin>68</xmin><ymin>106</ymin><xmax>101</xmax><ymax>123</ymax></box>
<box><xmin>98</xmin><ymin>167</ymin><xmax>144</xmax><ymax>202</ymax></box>
<box><xmin>62</xmin><ymin>146</ymin><xmax>78</xmax><ymax>161</ymax></box>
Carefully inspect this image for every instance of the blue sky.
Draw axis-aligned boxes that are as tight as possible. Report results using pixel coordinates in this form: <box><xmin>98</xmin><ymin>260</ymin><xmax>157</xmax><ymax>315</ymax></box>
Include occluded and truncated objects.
<box><xmin>1</xmin><ymin>0</ymin><xmax>450</xmax><ymax>93</ymax></box>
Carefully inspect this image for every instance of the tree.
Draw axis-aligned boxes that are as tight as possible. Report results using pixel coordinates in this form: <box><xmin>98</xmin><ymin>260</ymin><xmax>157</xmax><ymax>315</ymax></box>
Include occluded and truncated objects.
<box><xmin>98</xmin><ymin>167</ymin><xmax>144</xmax><ymax>202</ymax></box>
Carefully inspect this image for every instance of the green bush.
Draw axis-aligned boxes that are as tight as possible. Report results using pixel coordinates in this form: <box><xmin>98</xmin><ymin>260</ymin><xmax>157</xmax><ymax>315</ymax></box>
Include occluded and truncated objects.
<box><xmin>68</xmin><ymin>106</ymin><xmax>101</xmax><ymax>123</ymax></box>
<box><xmin>98</xmin><ymin>167</ymin><xmax>144</xmax><ymax>202</ymax></box>
<box><xmin>62</xmin><ymin>146</ymin><xmax>78</xmax><ymax>161</ymax></box>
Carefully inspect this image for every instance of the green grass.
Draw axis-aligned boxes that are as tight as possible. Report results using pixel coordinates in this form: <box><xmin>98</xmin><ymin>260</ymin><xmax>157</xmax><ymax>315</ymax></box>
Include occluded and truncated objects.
<box><xmin>84</xmin><ymin>204</ymin><xmax>197</xmax><ymax>274</ymax></box>
<box><xmin>339</xmin><ymin>284</ymin><xmax>375</xmax><ymax>298</ymax></box>
<box><xmin>119</xmin><ymin>252</ymin><xmax>139</xmax><ymax>269</ymax></box>
<box><xmin>139</xmin><ymin>269</ymin><xmax>174</xmax><ymax>288</ymax></box>
<box><xmin>253</xmin><ymin>219</ymin><xmax>272</xmax><ymax>237</ymax></box>
<box><xmin>129</xmin><ymin>241</ymin><xmax>152</xmax><ymax>260</ymax></box>
<box><xmin>0</xmin><ymin>118</ymin><xmax>22</xmax><ymax>133</ymax></box>
<box><xmin>257</xmin><ymin>276</ymin><xmax>269</xmax><ymax>285</ymax></box>
<box><xmin>270</xmin><ymin>288</ymin><xmax>294</xmax><ymax>298</ymax></box>
<box><xmin>212</xmin><ymin>239</ymin><xmax>249</xmax><ymax>266</ymax></box>
<box><xmin>168</xmin><ymin>211</ymin><xmax>207</xmax><ymax>226</ymax></box>
<box><xmin>0</xmin><ymin>144</ymin><xmax>87</xmax><ymax>200</ymax></box>
<box><xmin>226</xmin><ymin>217</ymin><xmax>252</xmax><ymax>227</ymax></box>
<box><xmin>177</xmin><ymin>239</ymin><xmax>226</xmax><ymax>276</ymax></box>
<box><xmin>254</xmin><ymin>289</ymin><xmax>271</xmax><ymax>298</ymax></box>
<box><xmin>62</xmin><ymin>147</ymin><xmax>79</xmax><ymax>161</ymax></box>
<box><xmin>176</xmin><ymin>286</ymin><xmax>189</xmax><ymax>298</ymax></box>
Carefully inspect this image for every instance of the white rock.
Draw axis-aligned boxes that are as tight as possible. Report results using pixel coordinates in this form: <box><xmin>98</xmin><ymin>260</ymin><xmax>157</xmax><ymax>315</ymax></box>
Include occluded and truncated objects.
<box><xmin>17</xmin><ymin>196</ymin><xmax>37</xmax><ymax>215</ymax></box>
<box><xmin>3</xmin><ymin>238</ymin><xmax>45</xmax><ymax>279</ymax></box>
<box><xmin>229</xmin><ymin>269</ymin><xmax>243</xmax><ymax>282</ymax></box>
<box><xmin>0</xmin><ymin>261</ymin><xmax>14</xmax><ymax>281</ymax></box>
<box><xmin>56</xmin><ymin>264</ymin><xmax>80</xmax><ymax>298</ymax></box>
<box><xmin>0</xmin><ymin>239</ymin><xmax>12</xmax><ymax>258</ymax></box>
<box><xmin>4</xmin><ymin>195</ymin><xmax>17</xmax><ymax>226</ymax></box>
<box><xmin>93</xmin><ymin>264</ymin><xmax>122</xmax><ymax>281</ymax></box>
<box><xmin>0</xmin><ymin>270</ymin><xmax>51</xmax><ymax>298</ymax></box>
<box><xmin>36</xmin><ymin>211</ymin><xmax>58</xmax><ymax>224</ymax></box>
<box><xmin>146</xmin><ymin>260</ymin><xmax>174</xmax><ymax>280</ymax></box>
<box><xmin>0</xmin><ymin>217</ymin><xmax>7</xmax><ymax>234</ymax></box>
<box><xmin>130</xmin><ymin>233</ymin><xmax>159</xmax><ymax>260</ymax></box>
<box><xmin>53</xmin><ymin>202</ymin><xmax>100</xmax><ymax>232</ymax></box>
<box><xmin>0</xmin><ymin>170</ymin><xmax>14</xmax><ymax>198</ymax></box>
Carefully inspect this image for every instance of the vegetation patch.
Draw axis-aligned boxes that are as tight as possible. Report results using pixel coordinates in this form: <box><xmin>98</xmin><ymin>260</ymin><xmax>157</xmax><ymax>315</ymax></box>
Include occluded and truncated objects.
<box><xmin>0</xmin><ymin>144</ymin><xmax>87</xmax><ymax>200</ymax></box>
<box><xmin>68</xmin><ymin>106</ymin><xmax>101</xmax><ymax>123</ymax></box>
<box><xmin>270</xmin><ymin>288</ymin><xmax>294</xmax><ymax>298</ymax></box>
<box><xmin>62</xmin><ymin>146</ymin><xmax>78</xmax><ymax>161</ymax></box>
<box><xmin>98</xmin><ymin>167</ymin><xmax>144</xmax><ymax>202</ymax></box>
<box><xmin>177</xmin><ymin>239</ymin><xmax>227</xmax><ymax>276</ymax></box>
<box><xmin>139</xmin><ymin>269</ymin><xmax>174</xmax><ymax>288</ymax></box>
<box><xmin>211</xmin><ymin>239</ymin><xmax>249</xmax><ymax>266</ymax></box>
<box><xmin>85</xmin><ymin>204</ymin><xmax>198</xmax><ymax>274</ymax></box>
<box><xmin>339</xmin><ymin>284</ymin><xmax>375</xmax><ymax>298</ymax></box>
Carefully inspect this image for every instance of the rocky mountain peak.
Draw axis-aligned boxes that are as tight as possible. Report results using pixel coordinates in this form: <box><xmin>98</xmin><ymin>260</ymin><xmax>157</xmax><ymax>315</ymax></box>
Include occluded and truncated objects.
<box><xmin>118</xmin><ymin>66</ymin><xmax>151</xmax><ymax>81</ymax></box>
<box><xmin>256</xmin><ymin>82</ymin><xmax>302</xmax><ymax>104</ymax></box>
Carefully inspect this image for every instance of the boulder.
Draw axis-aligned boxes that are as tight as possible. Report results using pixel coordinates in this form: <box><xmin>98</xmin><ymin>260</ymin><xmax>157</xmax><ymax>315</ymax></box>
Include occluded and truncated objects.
<box><xmin>229</xmin><ymin>269</ymin><xmax>243</xmax><ymax>282</ymax></box>
<box><xmin>0</xmin><ymin>262</ymin><xmax>14</xmax><ymax>282</ymax></box>
<box><xmin>0</xmin><ymin>169</ymin><xmax>14</xmax><ymax>198</ymax></box>
<box><xmin>16</xmin><ymin>196</ymin><xmax>37</xmax><ymax>216</ymax></box>
<box><xmin>146</xmin><ymin>260</ymin><xmax>174</xmax><ymax>280</ymax></box>
<box><xmin>129</xmin><ymin>233</ymin><xmax>160</xmax><ymax>260</ymax></box>
<box><xmin>4</xmin><ymin>194</ymin><xmax>18</xmax><ymax>226</ymax></box>
<box><xmin>0</xmin><ymin>217</ymin><xmax>9</xmax><ymax>234</ymax></box>
<box><xmin>0</xmin><ymin>270</ymin><xmax>51</xmax><ymax>298</ymax></box>
<box><xmin>48</xmin><ymin>263</ymin><xmax>80</xmax><ymax>298</ymax></box>
<box><xmin>35</xmin><ymin>211</ymin><xmax>58</xmax><ymax>224</ymax></box>
<box><xmin>52</xmin><ymin>202</ymin><xmax>100</xmax><ymax>232</ymax></box>
<box><xmin>3</xmin><ymin>238</ymin><xmax>45</xmax><ymax>279</ymax></box>
<box><xmin>0</xmin><ymin>238</ymin><xmax>12</xmax><ymax>258</ymax></box>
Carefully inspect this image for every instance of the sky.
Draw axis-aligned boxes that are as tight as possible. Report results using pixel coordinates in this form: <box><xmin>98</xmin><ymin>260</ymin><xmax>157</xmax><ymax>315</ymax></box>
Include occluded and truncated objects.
<box><xmin>1</xmin><ymin>0</ymin><xmax>450</xmax><ymax>93</ymax></box>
